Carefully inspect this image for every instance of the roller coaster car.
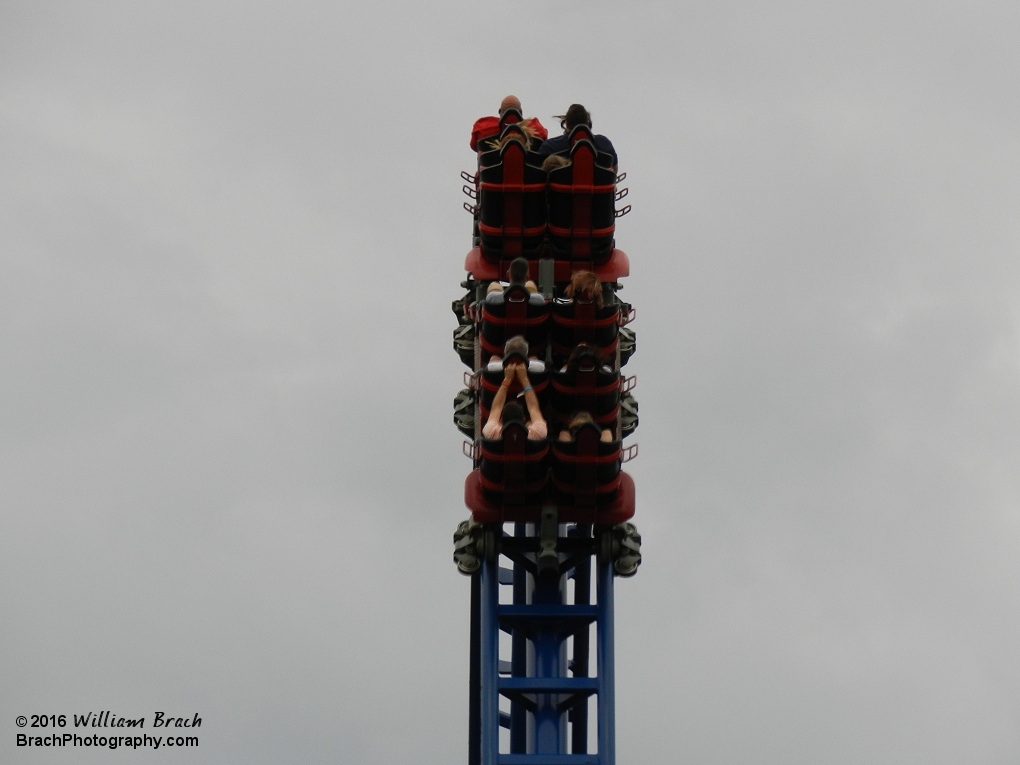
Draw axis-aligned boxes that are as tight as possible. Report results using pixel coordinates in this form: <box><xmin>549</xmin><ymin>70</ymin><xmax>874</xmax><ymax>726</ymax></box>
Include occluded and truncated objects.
<box><xmin>466</xmin><ymin>381</ymin><xmax>634</xmax><ymax>526</ymax></box>
<box><xmin>480</xmin><ymin>284</ymin><xmax>549</xmax><ymax>359</ymax></box>
<box><xmin>465</xmin><ymin>122</ymin><xmax>630</xmax><ymax>282</ymax></box>
<box><xmin>550</xmin><ymin>299</ymin><xmax>620</xmax><ymax>363</ymax></box>
<box><xmin>477</xmin><ymin>138</ymin><xmax>547</xmax><ymax>260</ymax></box>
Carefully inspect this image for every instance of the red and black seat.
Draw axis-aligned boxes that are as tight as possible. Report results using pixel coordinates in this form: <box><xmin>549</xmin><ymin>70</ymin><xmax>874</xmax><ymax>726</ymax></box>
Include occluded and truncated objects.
<box><xmin>499</xmin><ymin>107</ymin><xmax>522</xmax><ymax>129</ymax></box>
<box><xmin>496</xmin><ymin>109</ymin><xmax>546</xmax><ymax>153</ymax></box>
<box><xmin>541</xmin><ymin>124</ymin><xmax>615</xmax><ymax>168</ymax></box>
<box><xmin>480</xmin><ymin>284</ymin><xmax>549</xmax><ymax>359</ymax></box>
<box><xmin>550</xmin><ymin>300</ymin><xmax>620</xmax><ymax>363</ymax></box>
<box><xmin>551</xmin><ymin>351</ymin><xmax>620</xmax><ymax>430</ymax></box>
<box><xmin>551</xmin><ymin>423</ymin><xmax>622</xmax><ymax>507</ymax></box>
<box><xmin>477</xmin><ymin>423</ymin><xmax>549</xmax><ymax>506</ymax></box>
<box><xmin>478</xmin><ymin>138</ymin><xmax>547</xmax><ymax>261</ymax></box>
<box><xmin>478</xmin><ymin>359</ymin><xmax>550</xmax><ymax>424</ymax></box>
<box><xmin>547</xmin><ymin>135</ymin><xmax>617</xmax><ymax>264</ymax></box>
<box><xmin>477</xmin><ymin>123</ymin><xmax>544</xmax><ymax>169</ymax></box>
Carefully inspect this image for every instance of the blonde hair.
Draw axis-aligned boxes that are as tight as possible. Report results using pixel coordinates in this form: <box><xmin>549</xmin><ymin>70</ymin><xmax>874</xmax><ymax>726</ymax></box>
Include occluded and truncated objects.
<box><xmin>567</xmin><ymin>411</ymin><xmax>596</xmax><ymax>431</ymax></box>
<box><xmin>486</xmin><ymin>122</ymin><xmax>539</xmax><ymax>151</ymax></box>
<box><xmin>541</xmin><ymin>154</ymin><xmax>571</xmax><ymax>172</ymax></box>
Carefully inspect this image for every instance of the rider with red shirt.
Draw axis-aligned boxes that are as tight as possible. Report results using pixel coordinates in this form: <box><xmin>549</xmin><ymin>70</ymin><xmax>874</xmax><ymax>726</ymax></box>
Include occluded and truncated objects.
<box><xmin>470</xmin><ymin>95</ymin><xmax>548</xmax><ymax>152</ymax></box>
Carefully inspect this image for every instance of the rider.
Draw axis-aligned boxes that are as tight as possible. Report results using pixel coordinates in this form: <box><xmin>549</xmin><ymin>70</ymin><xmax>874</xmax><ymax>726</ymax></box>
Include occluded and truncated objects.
<box><xmin>537</xmin><ymin>104</ymin><xmax>617</xmax><ymax>171</ymax></box>
<box><xmin>482</xmin><ymin>361</ymin><xmax>548</xmax><ymax>440</ymax></box>
<box><xmin>470</xmin><ymin>95</ymin><xmax>549</xmax><ymax>152</ymax></box>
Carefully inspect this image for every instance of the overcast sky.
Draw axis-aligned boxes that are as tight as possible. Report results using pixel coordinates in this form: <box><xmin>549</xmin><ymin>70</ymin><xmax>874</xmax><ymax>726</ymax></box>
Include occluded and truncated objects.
<box><xmin>3</xmin><ymin>2</ymin><xmax>1020</xmax><ymax>763</ymax></box>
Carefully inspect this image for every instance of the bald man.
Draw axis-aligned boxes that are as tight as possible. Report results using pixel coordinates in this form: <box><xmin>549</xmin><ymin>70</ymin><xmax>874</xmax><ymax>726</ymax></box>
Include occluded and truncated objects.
<box><xmin>469</xmin><ymin>95</ymin><xmax>548</xmax><ymax>152</ymax></box>
<box><xmin>500</xmin><ymin>95</ymin><xmax>521</xmax><ymax>113</ymax></box>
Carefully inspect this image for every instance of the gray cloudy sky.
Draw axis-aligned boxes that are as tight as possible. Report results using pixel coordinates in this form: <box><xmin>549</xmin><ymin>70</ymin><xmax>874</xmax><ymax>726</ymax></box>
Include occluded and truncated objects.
<box><xmin>3</xmin><ymin>1</ymin><xmax>1020</xmax><ymax>763</ymax></box>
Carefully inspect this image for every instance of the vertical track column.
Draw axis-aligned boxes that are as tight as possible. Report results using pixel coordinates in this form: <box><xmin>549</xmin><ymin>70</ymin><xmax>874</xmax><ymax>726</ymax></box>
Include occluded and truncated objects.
<box><xmin>479</xmin><ymin>534</ymin><xmax>501</xmax><ymax>765</ymax></box>
<box><xmin>597</xmin><ymin>532</ymin><xmax>616</xmax><ymax>765</ymax></box>
<box><xmin>530</xmin><ymin>575</ymin><xmax>566</xmax><ymax>754</ymax></box>
<box><xmin>570</xmin><ymin>524</ymin><xmax>592</xmax><ymax>755</ymax></box>
<box><xmin>469</xmin><ymin>574</ymin><xmax>481</xmax><ymax>765</ymax></box>
<box><xmin>531</xmin><ymin>507</ymin><xmax>566</xmax><ymax>755</ymax></box>
<box><xmin>510</xmin><ymin>523</ymin><xmax>528</xmax><ymax>754</ymax></box>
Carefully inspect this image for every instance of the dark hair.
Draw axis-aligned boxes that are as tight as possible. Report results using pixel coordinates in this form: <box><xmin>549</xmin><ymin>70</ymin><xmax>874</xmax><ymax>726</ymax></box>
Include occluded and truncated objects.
<box><xmin>555</xmin><ymin>104</ymin><xmax>591</xmax><ymax>131</ymax></box>
<box><xmin>566</xmin><ymin>343</ymin><xmax>602</xmax><ymax>369</ymax></box>
<box><xmin>565</xmin><ymin>270</ymin><xmax>603</xmax><ymax>308</ymax></box>
<box><xmin>508</xmin><ymin>258</ymin><xmax>530</xmax><ymax>285</ymax></box>
<box><xmin>560</xmin><ymin>411</ymin><xmax>604</xmax><ymax>442</ymax></box>
<box><xmin>501</xmin><ymin>401</ymin><xmax>525</xmax><ymax>425</ymax></box>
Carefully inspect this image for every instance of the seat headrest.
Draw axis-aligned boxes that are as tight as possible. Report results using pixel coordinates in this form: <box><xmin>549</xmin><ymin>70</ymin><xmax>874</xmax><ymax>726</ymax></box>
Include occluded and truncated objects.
<box><xmin>571</xmin><ymin>421</ymin><xmax>603</xmax><ymax>438</ymax></box>
<box><xmin>501</xmin><ymin>421</ymin><xmax>529</xmax><ymax>443</ymax></box>
<box><xmin>499</xmin><ymin>109</ymin><xmax>523</xmax><ymax>127</ymax></box>
<box><xmin>503</xmin><ymin>283</ymin><xmax>531</xmax><ymax>303</ymax></box>
<box><xmin>499</xmin><ymin>137</ymin><xmax>528</xmax><ymax>156</ymax></box>
<box><xmin>502</xmin><ymin>350</ymin><xmax>528</xmax><ymax>366</ymax></box>
<box><xmin>568</xmin><ymin>138</ymin><xmax>597</xmax><ymax>158</ymax></box>
<box><xmin>565</xmin><ymin>346</ymin><xmax>601</xmax><ymax>370</ymax></box>
<box><xmin>568</xmin><ymin>124</ymin><xmax>594</xmax><ymax>144</ymax></box>
<box><xmin>501</xmin><ymin>123</ymin><xmax>528</xmax><ymax>138</ymax></box>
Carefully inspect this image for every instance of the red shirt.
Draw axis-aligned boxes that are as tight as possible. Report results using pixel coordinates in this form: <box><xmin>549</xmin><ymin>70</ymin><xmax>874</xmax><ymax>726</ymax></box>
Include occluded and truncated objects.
<box><xmin>470</xmin><ymin>116</ymin><xmax>548</xmax><ymax>152</ymax></box>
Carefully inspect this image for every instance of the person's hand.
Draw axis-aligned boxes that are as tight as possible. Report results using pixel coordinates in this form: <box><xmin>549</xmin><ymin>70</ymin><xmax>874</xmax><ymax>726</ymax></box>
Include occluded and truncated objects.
<box><xmin>503</xmin><ymin>364</ymin><xmax>517</xmax><ymax>384</ymax></box>
<box><xmin>515</xmin><ymin>364</ymin><xmax>530</xmax><ymax>385</ymax></box>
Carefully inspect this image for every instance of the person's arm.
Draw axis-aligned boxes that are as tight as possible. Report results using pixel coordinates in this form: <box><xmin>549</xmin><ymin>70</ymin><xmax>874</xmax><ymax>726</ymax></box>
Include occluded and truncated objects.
<box><xmin>485</xmin><ymin>365</ymin><xmax>515</xmax><ymax>435</ymax></box>
<box><xmin>515</xmin><ymin>364</ymin><xmax>545</xmax><ymax>428</ymax></box>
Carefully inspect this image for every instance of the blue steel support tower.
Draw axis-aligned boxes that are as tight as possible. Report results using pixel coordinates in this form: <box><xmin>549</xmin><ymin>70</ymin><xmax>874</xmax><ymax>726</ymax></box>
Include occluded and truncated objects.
<box><xmin>472</xmin><ymin>518</ymin><xmax>617</xmax><ymax>764</ymax></box>
<box><xmin>459</xmin><ymin>513</ymin><xmax>639</xmax><ymax>764</ymax></box>
<box><xmin>453</xmin><ymin>110</ymin><xmax>641</xmax><ymax>765</ymax></box>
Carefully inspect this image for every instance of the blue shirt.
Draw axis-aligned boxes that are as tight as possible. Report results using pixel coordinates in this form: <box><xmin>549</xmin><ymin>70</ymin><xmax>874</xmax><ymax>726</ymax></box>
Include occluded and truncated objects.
<box><xmin>538</xmin><ymin>133</ymin><xmax>618</xmax><ymax>167</ymax></box>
